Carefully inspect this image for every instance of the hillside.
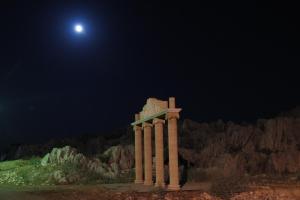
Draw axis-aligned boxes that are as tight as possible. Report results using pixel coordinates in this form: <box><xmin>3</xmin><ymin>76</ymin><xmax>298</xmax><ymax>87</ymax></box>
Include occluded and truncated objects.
<box><xmin>0</xmin><ymin>145</ymin><xmax>135</xmax><ymax>186</ymax></box>
<box><xmin>1</xmin><ymin>107</ymin><xmax>300</xmax><ymax>180</ymax></box>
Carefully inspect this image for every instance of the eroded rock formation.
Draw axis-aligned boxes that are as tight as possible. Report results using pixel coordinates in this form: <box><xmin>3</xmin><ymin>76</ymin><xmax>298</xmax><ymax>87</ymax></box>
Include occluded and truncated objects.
<box><xmin>179</xmin><ymin>116</ymin><xmax>300</xmax><ymax>176</ymax></box>
<box><xmin>41</xmin><ymin>145</ymin><xmax>134</xmax><ymax>183</ymax></box>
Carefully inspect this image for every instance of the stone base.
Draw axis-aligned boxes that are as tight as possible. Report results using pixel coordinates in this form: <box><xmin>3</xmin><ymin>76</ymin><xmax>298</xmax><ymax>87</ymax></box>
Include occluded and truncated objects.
<box><xmin>155</xmin><ymin>182</ymin><xmax>166</xmax><ymax>188</ymax></box>
<box><xmin>134</xmin><ymin>180</ymin><xmax>144</xmax><ymax>184</ymax></box>
<box><xmin>167</xmin><ymin>184</ymin><xmax>180</xmax><ymax>191</ymax></box>
<box><xmin>144</xmin><ymin>180</ymin><xmax>153</xmax><ymax>186</ymax></box>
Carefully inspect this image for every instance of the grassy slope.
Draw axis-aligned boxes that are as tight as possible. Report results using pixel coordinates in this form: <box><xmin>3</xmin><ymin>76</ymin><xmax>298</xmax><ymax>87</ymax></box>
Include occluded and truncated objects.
<box><xmin>0</xmin><ymin>157</ymin><xmax>134</xmax><ymax>186</ymax></box>
<box><xmin>0</xmin><ymin>157</ymin><xmax>55</xmax><ymax>186</ymax></box>
<box><xmin>0</xmin><ymin>157</ymin><xmax>88</xmax><ymax>186</ymax></box>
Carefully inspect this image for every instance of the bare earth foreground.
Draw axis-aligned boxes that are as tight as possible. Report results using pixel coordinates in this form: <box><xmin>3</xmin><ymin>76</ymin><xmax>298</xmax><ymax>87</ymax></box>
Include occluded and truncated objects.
<box><xmin>0</xmin><ymin>183</ymin><xmax>300</xmax><ymax>200</ymax></box>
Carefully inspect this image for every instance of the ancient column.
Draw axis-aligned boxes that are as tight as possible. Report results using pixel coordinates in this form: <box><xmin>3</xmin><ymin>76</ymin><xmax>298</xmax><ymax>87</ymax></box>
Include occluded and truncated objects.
<box><xmin>153</xmin><ymin>118</ymin><xmax>165</xmax><ymax>187</ymax></box>
<box><xmin>167</xmin><ymin>97</ymin><xmax>180</xmax><ymax>190</ymax></box>
<box><xmin>143</xmin><ymin>122</ymin><xmax>153</xmax><ymax>185</ymax></box>
<box><xmin>134</xmin><ymin>114</ymin><xmax>143</xmax><ymax>184</ymax></box>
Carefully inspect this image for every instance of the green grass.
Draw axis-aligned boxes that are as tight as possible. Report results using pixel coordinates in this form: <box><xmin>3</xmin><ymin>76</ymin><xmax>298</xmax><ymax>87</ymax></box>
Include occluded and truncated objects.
<box><xmin>0</xmin><ymin>158</ymin><xmax>134</xmax><ymax>186</ymax></box>
<box><xmin>0</xmin><ymin>157</ymin><xmax>41</xmax><ymax>171</ymax></box>
<box><xmin>0</xmin><ymin>158</ymin><xmax>42</xmax><ymax>185</ymax></box>
<box><xmin>0</xmin><ymin>160</ymin><xmax>29</xmax><ymax>171</ymax></box>
<box><xmin>0</xmin><ymin>157</ymin><xmax>59</xmax><ymax>186</ymax></box>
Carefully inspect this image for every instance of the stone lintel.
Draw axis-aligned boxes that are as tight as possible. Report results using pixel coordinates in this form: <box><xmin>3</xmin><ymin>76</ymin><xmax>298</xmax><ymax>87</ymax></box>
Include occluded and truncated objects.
<box><xmin>131</xmin><ymin>108</ymin><xmax>182</xmax><ymax>126</ymax></box>
<box><xmin>131</xmin><ymin>110</ymin><xmax>167</xmax><ymax>126</ymax></box>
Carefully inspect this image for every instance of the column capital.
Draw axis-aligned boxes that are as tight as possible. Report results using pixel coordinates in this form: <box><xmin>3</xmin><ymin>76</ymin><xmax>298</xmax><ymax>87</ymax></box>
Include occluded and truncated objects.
<box><xmin>153</xmin><ymin>118</ymin><xmax>165</xmax><ymax>125</ymax></box>
<box><xmin>142</xmin><ymin>122</ymin><xmax>153</xmax><ymax>129</ymax></box>
<box><xmin>166</xmin><ymin>112</ymin><xmax>180</xmax><ymax>120</ymax></box>
<box><xmin>133</xmin><ymin>125</ymin><xmax>142</xmax><ymax>131</ymax></box>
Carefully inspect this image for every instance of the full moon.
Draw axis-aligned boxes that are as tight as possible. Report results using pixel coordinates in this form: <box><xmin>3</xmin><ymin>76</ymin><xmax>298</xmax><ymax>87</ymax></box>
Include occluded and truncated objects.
<box><xmin>74</xmin><ymin>24</ymin><xmax>84</xmax><ymax>33</ymax></box>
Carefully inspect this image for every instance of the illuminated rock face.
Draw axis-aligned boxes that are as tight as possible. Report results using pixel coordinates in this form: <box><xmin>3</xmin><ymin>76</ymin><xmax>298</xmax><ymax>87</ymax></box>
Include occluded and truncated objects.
<box><xmin>41</xmin><ymin>145</ymin><xmax>134</xmax><ymax>181</ymax></box>
<box><xmin>132</xmin><ymin>97</ymin><xmax>181</xmax><ymax>190</ymax></box>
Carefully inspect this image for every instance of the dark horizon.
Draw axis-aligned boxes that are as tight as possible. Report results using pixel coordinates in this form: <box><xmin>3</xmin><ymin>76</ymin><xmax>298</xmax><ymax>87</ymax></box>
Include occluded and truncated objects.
<box><xmin>1</xmin><ymin>1</ymin><xmax>300</xmax><ymax>149</ymax></box>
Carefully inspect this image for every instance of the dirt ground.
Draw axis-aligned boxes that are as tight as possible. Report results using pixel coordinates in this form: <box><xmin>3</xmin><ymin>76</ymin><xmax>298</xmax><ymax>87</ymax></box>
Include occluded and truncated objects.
<box><xmin>0</xmin><ymin>183</ymin><xmax>300</xmax><ymax>200</ymax></box>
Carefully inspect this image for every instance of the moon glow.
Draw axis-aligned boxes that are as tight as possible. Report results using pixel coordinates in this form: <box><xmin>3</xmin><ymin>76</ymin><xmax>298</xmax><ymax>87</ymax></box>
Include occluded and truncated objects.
<box><xmin>74</xmin><ymin>24</ymin><xmax>84</xmax><ymax>33</ymax></box>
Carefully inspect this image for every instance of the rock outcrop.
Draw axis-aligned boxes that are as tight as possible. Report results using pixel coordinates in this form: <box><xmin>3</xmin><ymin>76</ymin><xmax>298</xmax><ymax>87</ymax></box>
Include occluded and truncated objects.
<box><xmin>41</xmin><ymin>145</ymin><xmax>134</xmax><ymax>183</ymax></box>
<box><xmin>102</xmin><ymin>145</ymin><xmax>134</xmax><ymax>170</ymax></box>
<box><xmin>179</xmin><ymin>117</ymin><xmax>300</xmax><ymax>176</ymax></box>
<box><xmin>41</xmin><ymin>146</ymin><xmax>86</xmax><ymax>167</ymax></box>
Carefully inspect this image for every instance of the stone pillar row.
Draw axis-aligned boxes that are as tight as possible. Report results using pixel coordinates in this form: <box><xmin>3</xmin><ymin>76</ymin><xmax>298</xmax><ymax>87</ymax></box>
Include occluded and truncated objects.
<box><xmin>133</xmin><ymin>97</ymin><xmax>180</xmax><ymax>190</ymax></box>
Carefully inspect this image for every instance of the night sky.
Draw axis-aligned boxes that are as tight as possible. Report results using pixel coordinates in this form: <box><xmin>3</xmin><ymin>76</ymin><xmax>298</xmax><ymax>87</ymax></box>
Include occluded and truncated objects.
<box><xmin>0</xmin><ymin>1</ymin><xmax>299</xmax><ymax>148</ymax></box>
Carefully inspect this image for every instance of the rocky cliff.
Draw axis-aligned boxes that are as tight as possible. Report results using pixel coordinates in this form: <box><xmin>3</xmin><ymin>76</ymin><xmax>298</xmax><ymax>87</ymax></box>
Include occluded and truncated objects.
<box><xmin>179</xmin><ymin>116</ymin><xmax>300</xmax><ymax>176</ymax></box>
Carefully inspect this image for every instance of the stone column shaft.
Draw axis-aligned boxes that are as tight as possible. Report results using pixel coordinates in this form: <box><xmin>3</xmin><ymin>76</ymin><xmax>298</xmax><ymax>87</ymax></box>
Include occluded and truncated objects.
<box><xmin>153</xmin><ymin>118</ymin><xmax>165</xmax><ymax>187</ymax></box>
<box><xmin>167</xmin><ymin>112</ymin><xmax>180</xmax><ymax>190</ymax></box>
<box><xmin>134</xmin><ymin>126</ymin><xmax>143</xmax><ymax>184</ymax></box>
<box><xmin>143</xmin><ymin>122</ymin><xmax>153</xmax><ymax>185</ymax></box>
